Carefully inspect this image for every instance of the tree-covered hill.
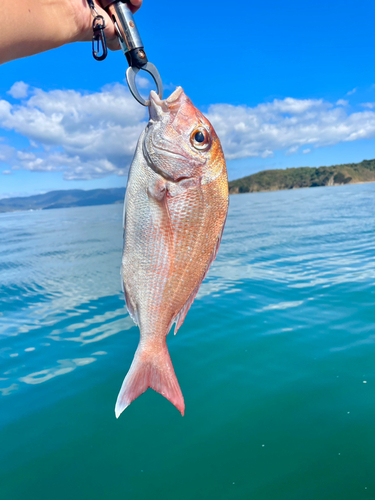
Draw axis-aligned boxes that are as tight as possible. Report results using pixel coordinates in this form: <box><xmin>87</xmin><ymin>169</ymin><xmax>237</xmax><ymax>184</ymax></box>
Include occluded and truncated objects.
<box><xmin>228</xmin><ymin>159</ymin><xmax>375</xmax><ymax>194</ymax></box>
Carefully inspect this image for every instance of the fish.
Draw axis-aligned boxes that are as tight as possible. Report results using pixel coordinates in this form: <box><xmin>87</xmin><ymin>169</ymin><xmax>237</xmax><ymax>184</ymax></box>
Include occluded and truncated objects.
<box><xmin>116</xmin><ymin>87</ymin><xmax>228</xmax><ymax>418</ymax></box>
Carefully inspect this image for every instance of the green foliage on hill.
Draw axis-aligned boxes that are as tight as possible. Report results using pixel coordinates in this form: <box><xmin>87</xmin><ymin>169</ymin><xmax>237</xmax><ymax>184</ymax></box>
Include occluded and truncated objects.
<box><xmin>228</xmin><ymin>159</ymin><xmax>375</xmax><ymax>194</ymax></box>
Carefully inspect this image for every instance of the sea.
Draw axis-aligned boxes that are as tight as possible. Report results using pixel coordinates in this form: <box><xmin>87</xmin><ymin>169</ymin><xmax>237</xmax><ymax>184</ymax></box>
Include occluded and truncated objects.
<box><xmin>1</xmin><ymin>183</ymin><xmax>375</xmax><ymax>500</ymax></box>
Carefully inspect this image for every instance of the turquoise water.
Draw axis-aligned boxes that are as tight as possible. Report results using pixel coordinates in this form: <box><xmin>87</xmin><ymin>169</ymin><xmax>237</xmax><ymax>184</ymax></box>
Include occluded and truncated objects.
<box><xmin>1</xmin><ymin>183</ymin><xmax>375</xmax><ymax>499</ymax></box>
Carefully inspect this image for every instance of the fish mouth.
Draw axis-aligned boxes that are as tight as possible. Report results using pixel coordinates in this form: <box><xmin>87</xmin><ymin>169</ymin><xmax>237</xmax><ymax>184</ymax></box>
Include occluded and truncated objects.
<box><xmin>145</xmin><ymin>86</ymin><xmax>197</xmax><ymax>181</ymax></box>
<box><xmin>149</xmin><ymin>87</ymin><xmax>184</xmax><ymax>119</ymax></box>
<box><xmin>150</xmin><ymin>87</ymin><xmax>183</xmax><ymax>106</ymax></box>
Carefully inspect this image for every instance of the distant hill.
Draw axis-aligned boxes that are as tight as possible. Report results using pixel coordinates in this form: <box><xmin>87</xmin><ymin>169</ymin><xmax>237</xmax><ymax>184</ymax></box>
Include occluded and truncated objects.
<box><xmin>0</xmin><ymin>188</ymin><xmax>125</xmax><ymax>213</ymax></box>
<box><xmin>1</xmin><ymin>158</ymin><xmax>375</xmax><ymax>213</ymax></box>
<box><xmin>228</xmin><ymin>159</ymin><xmax>375</xmax><ymax>194</ymax></box>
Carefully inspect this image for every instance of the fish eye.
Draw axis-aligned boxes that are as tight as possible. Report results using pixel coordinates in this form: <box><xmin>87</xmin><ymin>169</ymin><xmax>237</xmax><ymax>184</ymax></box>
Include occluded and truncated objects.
<box><xmin>190</xmin><ymin>127</ymin><xmax>211</xmax><ymax>151</ymax></box>
<box><xmin>195</xmin><ymin>131</ymin><xmax>205</xmax><ymax>143</ymax></box>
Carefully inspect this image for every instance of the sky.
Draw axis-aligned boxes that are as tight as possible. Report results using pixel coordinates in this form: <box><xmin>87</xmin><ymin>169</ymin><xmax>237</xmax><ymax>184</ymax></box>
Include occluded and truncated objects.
<box><xmin>1</xmin><ymin>0</ymin><xmax>375</xmax><ymax>198</ymax></box>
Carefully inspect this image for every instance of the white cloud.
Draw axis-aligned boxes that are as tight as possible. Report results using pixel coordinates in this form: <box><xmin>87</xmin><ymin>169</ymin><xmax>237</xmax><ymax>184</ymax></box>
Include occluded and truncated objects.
<box><xmin>7</xmin><ymin>81</ymin><xmax>29</xmax><ymax>99</ymax></box>
<box><xmin>2</xmin><ymin>170</ymin><xmax>12</xmax><ymax>175</ymax></box>
<box><xmin>0</xmin><ymin>84</ymin><xmax>147</xmax><ymax>180</ymax></box>
<box><xmin>361</xmin><ymin>102</ymin><xmax>375</xmax><ymax>109</ymax></box>
<box><xmin>135</xmin><ymin>76</ymin><xmax>152</xmax><ymax>89</ymax></box>
<box><xmin>336</xmin><ymin>99</ymin><xmax>348</xmax><ymax>106</ymax></box>
<box><xmin>2</xmin><ymin>84</ymin><xmax>375</xmax><ymax>181</ymax></box>
<box><xmin>0</xmin><ymin>142</ymin><xmax>16</xmax><ymax>163</ymax></box>
<box><xmin>206</xmin><ymin>98</ymin><xmax>375</xmax><ymax>160</ymax></box>
<box><xmin>163</xmin><ymin>83</ymin><xmax>179</xmax><ymax>91</ymax></box>
<box><xmin>287</xmin><ymin>146</ymin><xmax>299</xmax><ymax>154</ymax></box>
<box><xmin>17</xmin><ymin>151</ymin><xmax>36</xmax><ymax>161</ymax></box>
<box><xmin>346</xmin><ymin>88</ymin><xmax>357</xmax><ymax>96</ymax></box>
<box><xmin>302</xmin><ymin>149</ymin><xmax>311</xmax><ymax>154</ymax></box>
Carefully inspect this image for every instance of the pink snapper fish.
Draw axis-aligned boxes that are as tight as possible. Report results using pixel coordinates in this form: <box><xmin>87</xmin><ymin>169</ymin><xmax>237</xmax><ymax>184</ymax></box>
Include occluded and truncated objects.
<box><xmin>116</xmin><ymin>87</ymin><xmax>228</xmax><ymax>417</ymax></box>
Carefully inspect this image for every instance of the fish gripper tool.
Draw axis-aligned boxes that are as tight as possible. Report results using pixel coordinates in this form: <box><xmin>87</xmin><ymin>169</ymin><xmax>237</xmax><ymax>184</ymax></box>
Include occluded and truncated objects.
<box><xmin>91</xmin><ymin>0</ymin><xmax>163</xmax><ymax>106</ymax></box>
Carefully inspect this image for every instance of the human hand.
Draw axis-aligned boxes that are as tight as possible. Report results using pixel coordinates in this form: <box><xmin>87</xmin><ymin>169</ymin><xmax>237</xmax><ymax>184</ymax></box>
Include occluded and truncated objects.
<box><xmin>72</xmin><ymin>0</ymin><xmax>143</xmax><ymax>51</ymax></box>
<box><xmin>0</xmin><ymin>0</ymin><xmax>143</xmax><ymax>65</ymax></box>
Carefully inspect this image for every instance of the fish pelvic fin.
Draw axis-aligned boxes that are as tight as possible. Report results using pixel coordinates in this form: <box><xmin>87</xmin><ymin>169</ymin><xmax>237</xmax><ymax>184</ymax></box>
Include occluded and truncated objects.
<box><xmin>115</xmin><ymin>341</ymin><xmax>185</xmax><ymax>418</ymax></box>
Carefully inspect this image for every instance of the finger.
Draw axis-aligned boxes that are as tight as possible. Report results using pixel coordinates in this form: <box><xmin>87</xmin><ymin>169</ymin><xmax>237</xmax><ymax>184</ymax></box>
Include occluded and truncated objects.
<box><xmin>93</xmin><ymin>2</ymin><xmax>121</xmax><ymax>51</ymax></box>
<box><xmin>128</xmin><ymin>0</ymin><xmax>143</xmax><ymax>13</ymax></box>
<box><xmin>106</xmin><ymin>35</ymin><xmax>121</xmax><ymax>52</ymax></box>
<box><xmin>86</xmin><ymin>1</ymin><xmax>142</xmax><ymax>51</ymax></box>
<box><xmin>102</xmin><ymin>0</ymin><xmax>142</xmax><ymax>49</ymax></box>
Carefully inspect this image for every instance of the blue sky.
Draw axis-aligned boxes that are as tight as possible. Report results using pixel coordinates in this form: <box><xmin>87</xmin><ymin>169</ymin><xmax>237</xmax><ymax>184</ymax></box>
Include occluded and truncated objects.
<box><xmin>1</xmin><ymin>0</ymin><xmax>375</xmax><ymax>197</ymax></box>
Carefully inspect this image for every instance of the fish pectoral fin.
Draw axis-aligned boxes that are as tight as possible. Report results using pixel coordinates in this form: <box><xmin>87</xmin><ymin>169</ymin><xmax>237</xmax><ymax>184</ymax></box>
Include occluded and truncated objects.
<box><xmin>166</xmin><ymin>176</ymin><xmax>201</xmax><ymax>198</ymax></box>
<box><xmin>147</xmin><ymin>176</ymin><xmax>174</xmax><ymax>242</ymax></box>
<box><xmin>147</xmin><ymin>177</ymin><xmax>168</xmax><ymax>202</ymax></box>
<box><xmin>115</xmin><ymin>341</ymin><xmax>185</xmax><ymax>418</ymax></box>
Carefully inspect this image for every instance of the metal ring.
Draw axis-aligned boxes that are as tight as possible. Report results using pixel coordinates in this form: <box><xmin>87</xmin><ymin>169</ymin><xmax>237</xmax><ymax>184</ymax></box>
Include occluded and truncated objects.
<box><xmin>126</xmin><ymin>63</ymin><xmax>163</xmax><ymax>106</ymax></box>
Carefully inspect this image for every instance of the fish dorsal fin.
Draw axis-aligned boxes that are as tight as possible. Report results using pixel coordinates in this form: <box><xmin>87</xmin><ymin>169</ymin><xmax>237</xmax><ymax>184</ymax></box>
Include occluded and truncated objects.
<box><xmin>173</xmin><ymin>219</ymin><xmax>226</xmax><ymax>335</ymax></box>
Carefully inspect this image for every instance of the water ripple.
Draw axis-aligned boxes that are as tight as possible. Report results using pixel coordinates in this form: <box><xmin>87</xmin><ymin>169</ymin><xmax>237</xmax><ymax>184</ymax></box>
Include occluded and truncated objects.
<box><xmin>19</xmin><ymin>357</ymin><xmax>97</xmax><ymax>385</ymax></box>
<box><xmin>1</xmin><ymin>185</ymin><xmax>375</xmax><ymax>406</ymax></box>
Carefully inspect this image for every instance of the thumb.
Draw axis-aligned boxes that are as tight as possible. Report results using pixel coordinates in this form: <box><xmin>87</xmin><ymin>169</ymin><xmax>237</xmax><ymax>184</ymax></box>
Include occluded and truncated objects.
<box><xmin>95</xmin><ymin>0</ymin><xmax>143</xmax><ymax>51</ymax></box>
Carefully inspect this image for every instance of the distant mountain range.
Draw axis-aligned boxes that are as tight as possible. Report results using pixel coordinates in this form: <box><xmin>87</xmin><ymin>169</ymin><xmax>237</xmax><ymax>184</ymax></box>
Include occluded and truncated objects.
<box><xmin>0</xmin><ymin>188</ymin><xmax>125</xmax><ymax>213</ymax></box>
<box><xmin>1</xmin><ymin>158</ymin><xmax>375</xmax><ymax>213</ymax></box>
<box><xmin>228</xmin><ymin>158</ymin><xmax>375</xmax><ymax>194</ymax></box>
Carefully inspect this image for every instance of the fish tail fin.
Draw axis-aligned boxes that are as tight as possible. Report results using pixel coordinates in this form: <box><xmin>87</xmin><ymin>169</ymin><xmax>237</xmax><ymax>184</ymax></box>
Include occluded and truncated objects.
<box><xmin>115</xmin><ymin>341</ymin><xmax>185</xmax><ymax>418</ymax></box>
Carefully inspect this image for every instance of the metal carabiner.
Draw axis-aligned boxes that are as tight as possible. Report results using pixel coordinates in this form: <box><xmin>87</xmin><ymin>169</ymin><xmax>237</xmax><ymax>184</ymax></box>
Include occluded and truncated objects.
<box><xmin>92</xmin><ymin>15</ymin><xmax>108</xmax><ymax>61</ymax></box>
<box><xmin>98</xmin><ymin>0</ymin><xmax>163</xmax><ymax>106</ymax></box>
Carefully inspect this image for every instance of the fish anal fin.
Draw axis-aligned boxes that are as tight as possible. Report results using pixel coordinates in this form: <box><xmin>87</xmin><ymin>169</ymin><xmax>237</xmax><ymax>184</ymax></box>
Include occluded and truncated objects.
<box><xmin>123</xmin><ymin>284</ymin><xmax>139</xmax><ymax>325</ymax></box>
<box><xmin>115</xmin><ymin>342</ymin><xmax>185</xmax><ymax>418</ymax></box>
